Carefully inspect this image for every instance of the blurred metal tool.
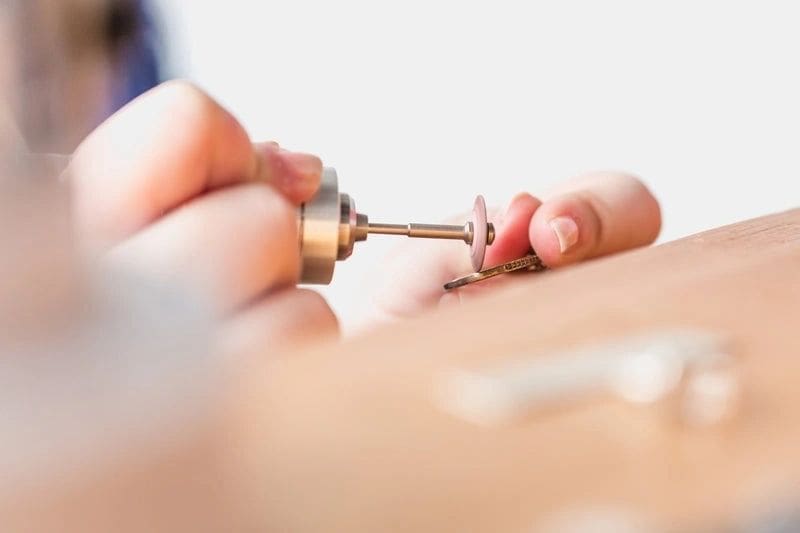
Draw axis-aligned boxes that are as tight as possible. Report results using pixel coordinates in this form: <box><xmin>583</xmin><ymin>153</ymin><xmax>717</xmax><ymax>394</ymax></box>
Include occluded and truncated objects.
<box><xmin>437</xmin><ymin>329</ymin><xmax>739</xmax><ymax>427</ymax></box>
<box><xmin>297</xmin><ymin>168</ymin><xmax>495</xmax><ymax>284</ymax></box>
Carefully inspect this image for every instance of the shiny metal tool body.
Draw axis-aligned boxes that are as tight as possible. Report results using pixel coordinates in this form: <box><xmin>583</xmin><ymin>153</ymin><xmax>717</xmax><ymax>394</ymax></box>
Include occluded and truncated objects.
<box><xmin>298</xmin><ymin>168</ymin><xmax>495</xmax><ymax>284</ymax></box>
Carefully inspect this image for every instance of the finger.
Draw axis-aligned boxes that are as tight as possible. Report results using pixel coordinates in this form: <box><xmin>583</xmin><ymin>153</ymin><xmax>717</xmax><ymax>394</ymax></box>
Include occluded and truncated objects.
<box><xmin>529</xmin><ymin>172</ymin><xmax>661</xmax><ymax>267</ymax></box>
<box><xmin>253</xmin><ymin>142</ymin><xmax>322</xmax><ymax>203</ymax></box>
<box><xmin>483</xmin><ymin>193</ymin><xmax>542</xmax><ymax>266</ymax></box>
<box><xmin>107</xmin><ymin>183</ymin><xmax>299</xmax><ymax>313</ymax></box>
<box><xmin>219</xmin><ymin>288</ymin><xmax>339</xmax><ymax>357</ymax></box>
<box><xmin>68</xmin><ymin>80</ymin><xmax>321</xmax><ymax>249</ymax></box>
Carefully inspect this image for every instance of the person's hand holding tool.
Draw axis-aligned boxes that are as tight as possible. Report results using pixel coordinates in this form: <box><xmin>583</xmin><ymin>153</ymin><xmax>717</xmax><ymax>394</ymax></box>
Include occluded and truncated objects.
<box><xmin>64</xmin><ymin>80</ymin><xmax>662</xmax><ymax>347</ymax></box>
<box><xmin>371</xmin><ymin>172</ymin><xmax>662</xmax><ymax>318</ymax></box>
<box><xmin>67</xmin><ymin>81</ymin><xmax>339</xmax><ymax>350</ymax></box>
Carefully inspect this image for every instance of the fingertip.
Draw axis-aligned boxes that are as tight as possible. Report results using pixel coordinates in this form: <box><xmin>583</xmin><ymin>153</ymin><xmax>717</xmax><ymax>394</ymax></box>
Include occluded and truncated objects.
<box><xmin>280</xmin><ymin>150</ymin><xmax>323</xmax><ymax>199</ymax></box>
<box><xmin>507</xmin><ymin>192</ymin><xmax>542</xmax><ymax>221</ymax></box>
<box><xmin>635</xmin><ymin>179</ymin><xmax>663</xmax><ymax>242</ymax></box>
<box><xmin>255</xmin><ymin>143</ymin><xmax>322</xmax><ymax>204</ymax></box>
<box><xmin>529</xmin><ymin>198</ymin><xmax>599</xmax><ymax>267</ymax></box>
<box><xmin>532</xmin><ymin>172</ymin><xmax>662</xmax><ymax>267</ymax></box>
<box><xmin>484</xmin><ymin>192</ymin><xmax>541</xmax><ymax>265</ymax></box>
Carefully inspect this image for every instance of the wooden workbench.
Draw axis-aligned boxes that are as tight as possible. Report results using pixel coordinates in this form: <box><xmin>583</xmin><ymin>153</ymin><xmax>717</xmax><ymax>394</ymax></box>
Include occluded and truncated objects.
<box><xmin>234</xmin><ymin>209</ymin><xmax>800</xmax><ymax>532</ymax></box>
<box><xmin>10</xmin><ymin>209</ymin><xmax>798</xmax><ymax>532</ymax></box>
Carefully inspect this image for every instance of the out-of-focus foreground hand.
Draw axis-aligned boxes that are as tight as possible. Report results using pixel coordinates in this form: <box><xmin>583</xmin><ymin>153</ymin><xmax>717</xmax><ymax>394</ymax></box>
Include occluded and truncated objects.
<box><xmin>67</xmin><ymin>80</ymin><xmax>338</xmax><ymax>351</ymax></box>
<box><xmin>371</xmin><ymin>172</ymin><xmax>662</xmax><ymax>319</ymax></box>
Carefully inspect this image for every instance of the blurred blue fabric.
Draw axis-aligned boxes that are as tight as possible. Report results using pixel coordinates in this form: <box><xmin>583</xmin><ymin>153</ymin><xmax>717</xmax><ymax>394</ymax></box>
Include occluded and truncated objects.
<box><xmin>110</xmin><ymin>0</ymin><xmax>163</xmax><ymax>113</ymax></box>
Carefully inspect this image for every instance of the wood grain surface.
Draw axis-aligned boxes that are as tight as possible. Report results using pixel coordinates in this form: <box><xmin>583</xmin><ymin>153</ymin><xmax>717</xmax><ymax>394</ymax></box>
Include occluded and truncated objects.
<box><xmin>233</xmin><ymin>209</ymin><xmax>800</xmax><ymax>532</ymax></box>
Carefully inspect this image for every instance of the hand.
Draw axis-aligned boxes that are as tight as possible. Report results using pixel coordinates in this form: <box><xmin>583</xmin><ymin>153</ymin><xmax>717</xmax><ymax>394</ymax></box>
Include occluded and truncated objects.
<box><xmin>370</xmin><ymin>172</ymin><xmax>661</xmax><ymax>318</ymax></box>
<box><xmin>67</xmin><ymin>81</ymin><xmax>338</xmax><ymax>350</ymax></box>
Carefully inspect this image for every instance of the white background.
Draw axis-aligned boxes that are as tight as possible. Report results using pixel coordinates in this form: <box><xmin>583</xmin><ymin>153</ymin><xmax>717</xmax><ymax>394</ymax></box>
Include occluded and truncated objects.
<box><xmin>154</xmin><ymin>0</ymin><xmax>800</xmax><ymax>326</ymax></box>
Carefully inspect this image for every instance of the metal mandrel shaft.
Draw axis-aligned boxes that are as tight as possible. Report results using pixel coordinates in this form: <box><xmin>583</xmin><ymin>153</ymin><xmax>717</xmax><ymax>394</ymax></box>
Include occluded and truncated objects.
<box><xmin>368</xmin><ymin>222</ymin><xmax>495</xmax><ymax>245</ymax></box>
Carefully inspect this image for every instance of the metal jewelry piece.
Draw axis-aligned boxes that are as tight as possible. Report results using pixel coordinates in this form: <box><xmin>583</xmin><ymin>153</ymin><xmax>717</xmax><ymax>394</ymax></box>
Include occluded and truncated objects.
<box><xmin>443</xmin><ymin>253</ymin><xmax>547</xmax><ymax>291</ymax></box>
<box><xmin>298</xmin><ymin>168</ymin><xmax>495</xmax><ymax>284</ymax></box>
<box><xmin>436</xmin><ymin>329</ymin><xmax>739</xmax><ymax>427</ymax></box>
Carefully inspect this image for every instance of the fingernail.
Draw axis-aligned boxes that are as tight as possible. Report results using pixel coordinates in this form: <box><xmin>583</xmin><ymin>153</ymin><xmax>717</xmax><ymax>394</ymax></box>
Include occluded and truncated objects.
<box><xmin>280</xmin><ymin>151</ymin><xmax>322</xmax><ymax>178</ymax></box>
<box><xmin>549</xmin><ymin>216</ymin><xmax>579</xmax><ymax>253</ymax></box>
<box><xmin>278</xmin><ymin>151</ymin><xmax>322</xmax><ymax>185</ymax></box>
